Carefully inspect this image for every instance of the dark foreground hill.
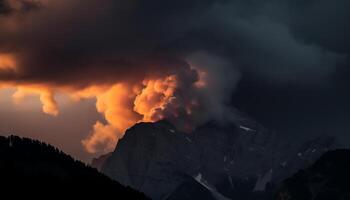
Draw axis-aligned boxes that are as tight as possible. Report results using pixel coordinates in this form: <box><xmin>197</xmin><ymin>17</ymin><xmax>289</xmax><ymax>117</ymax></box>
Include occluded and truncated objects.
<box><xmin>276</xmin><ymin>149</ymin><xmax>350</xmax><ymax>200</ymax></box>
<box><xmin>0</xmin><ymin>135</ymin><xmax>149</xmax><ymax>199</ymax></box>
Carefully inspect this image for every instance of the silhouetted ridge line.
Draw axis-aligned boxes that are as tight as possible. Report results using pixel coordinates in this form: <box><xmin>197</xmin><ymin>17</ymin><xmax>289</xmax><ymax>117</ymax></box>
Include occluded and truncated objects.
<box><xmin>276</xmin><ymin>149</ymin><xmax>350</xmax><ymax>200</ymax></box>
<box><xmin>0</xmin><ymin>135</ymin><xmax>149</xmax><ymax>199</ymax></box>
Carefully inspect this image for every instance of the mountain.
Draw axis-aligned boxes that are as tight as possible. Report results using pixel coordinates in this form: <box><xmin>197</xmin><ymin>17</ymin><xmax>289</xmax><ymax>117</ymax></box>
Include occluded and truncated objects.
<box><xmin>102</xmin><ymin>121</ymin><xmax>200</xmax><ymax>199</ymax></box>
<box><xmin>92</xmin><ymin>152</ymin><xmax>113</xmax><ymax>171</ymax></box>
<box><xmin>100</xmin><ymin>119</ymin><xmax>337</xmax><ymax>200</ymax></box>
<box><xmin>0</xmin><ymin>135</ymin><xmax>149</xmax><ymax>199</ymax></box>
<box><xmin>275</xmin><ymin>149</ymin><xmax>350</xmax><ymax>200</ymax></box>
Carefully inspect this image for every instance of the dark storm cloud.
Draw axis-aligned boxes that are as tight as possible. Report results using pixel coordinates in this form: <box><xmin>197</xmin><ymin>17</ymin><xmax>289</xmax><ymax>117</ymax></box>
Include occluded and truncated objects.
<box><xmin>0</xmin><ymin>0</ymin><xmax>223</xmax><ymax>87</ymax></box>
<box><xmin>186</xmin><ymin>0</ymin><xmax>348</xmax><ymax>84</ymax></box>
<box><xmin>287</xmin><ymin>0</ymin><xmax>350</xmax><ymax>54</ymax></box>
<box><xmin>0</xmin><ymin>0</ymin><xmax>11</xmax><ymax>15</ymax></box>
<box><xmin>1</xmin><ymin>0</ymin><xmax>350</xmax><ymax>156</ymax></box>
<box><xmin>0</xmin><ymin>0</ymin><xmax>41</xmax><ymax>15</ymax></box>
<box><xmin>224</xmin><ymin>0</ymin><xmax>350</xmax><ymax>145</ymax></box>
<box><xmin>0</xmin><ymin>0</ymin><xmax>348</xmax><ymax>88</ymax></box>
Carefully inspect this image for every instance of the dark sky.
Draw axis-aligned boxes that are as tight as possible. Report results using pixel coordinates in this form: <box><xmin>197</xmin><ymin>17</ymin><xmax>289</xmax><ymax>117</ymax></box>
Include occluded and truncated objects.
<box><xmin>0</xmin><ymin>0</ymin><xmax>349</xmax><ymax>160</ymax></box>
<box><xmin>233</xmin><ymin>68</ymin><xmax>350</xmax><ymax>144</ymax></box>
<box><xmin>228</xmin><ymin>0</ymin><xmax>350</xmax><ymax>145</ymax></box>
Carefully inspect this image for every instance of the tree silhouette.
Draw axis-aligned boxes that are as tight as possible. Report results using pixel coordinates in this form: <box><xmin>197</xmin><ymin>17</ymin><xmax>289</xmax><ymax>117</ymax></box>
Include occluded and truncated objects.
<box><xmin>0</xmin><ymin>135</ymin><xmax>149</xmax><ymax>199</ymax></box>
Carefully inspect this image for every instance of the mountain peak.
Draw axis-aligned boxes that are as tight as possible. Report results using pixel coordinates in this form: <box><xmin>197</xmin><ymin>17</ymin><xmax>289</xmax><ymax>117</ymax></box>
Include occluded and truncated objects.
<box><xmin>101</xmin><ymin>120</ymin><xmax>338</xmax><ymax>200</ymax></box>
<box><xmin>102</xmin><ymin>120</ymin><xmax>200</xmax><ymax>200</ymax></box>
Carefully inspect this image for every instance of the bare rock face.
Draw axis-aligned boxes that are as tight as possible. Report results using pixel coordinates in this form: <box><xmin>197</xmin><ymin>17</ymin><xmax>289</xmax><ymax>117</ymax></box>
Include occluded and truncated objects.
<box><xmin>276</xmin><ymin>149</ymin><xmax>350</xmax><ymax>200</ymax></box>
<box><xmin>166</xmin><ymin>175</ymin><xmax>217</xmax><ymax>200</ymax></box>
<box><xmin>91</xmin><ymin>152</ymin><xmax>112</xmax><ymax>171</ymax></box>
<box><xmin>102</xmin><ymin>121</ymin><xmax>200</xmax><ymax>200</ymax></box>
<box><xmin>101</xmin><ymin>119</ymin><xmax>338</xmax><ymax>200</ymax></box>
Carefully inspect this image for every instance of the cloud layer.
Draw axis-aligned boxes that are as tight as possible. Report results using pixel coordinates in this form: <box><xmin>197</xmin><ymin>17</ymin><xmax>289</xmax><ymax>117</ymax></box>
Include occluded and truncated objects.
<box><xmin>0</xmin><ymin>0</ymin><xmax>349</xmax><ymax>154</ymax></box>
<box><xmin>1</xmin><ymin>0</ymin><xmax>346</xmax><ymax>85</ymax></box>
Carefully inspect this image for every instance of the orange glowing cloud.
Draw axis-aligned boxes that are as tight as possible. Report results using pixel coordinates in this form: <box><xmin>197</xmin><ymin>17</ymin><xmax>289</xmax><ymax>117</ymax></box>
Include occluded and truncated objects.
<box><xmin>0</xmin><ymin>0</ymin><xmax>240</xmax><ymax>157</ymax></box>
<box><xmin>11</xmin><ymin>85</ymin><xmax>59</xmax><ymax>116</ymax></box>
<box><xmin>95</xmin><ymin>83</ymin><xmax>142</xmax><ymax>132</ymax></box>
<box><xmin>79</xmin><ymin>75</ymin><xmax>194</xmax><ymax>154</ymax></box>
<box><xmin>81</xmin><ymin>83</ymin><xmax>142</xmax><ymax>153</ymax></box>
<box><xmin>0</xmin><ymin>53</ymin><xmax>17</xmax><ymax>71</ymax></box>
<box><xmin>81</xmin><ymin>122</ymin><xmax>118</xmax><ymax>154</ymax></box>
<box><xmin>0</xmin><ymin>62</ymin><xmax>212</xmax><ymax>155</ymax></box>
<box><xmin>134</xmin><ymin>75</ymin><xmax>179</xmax><ymax>122</ymax></box>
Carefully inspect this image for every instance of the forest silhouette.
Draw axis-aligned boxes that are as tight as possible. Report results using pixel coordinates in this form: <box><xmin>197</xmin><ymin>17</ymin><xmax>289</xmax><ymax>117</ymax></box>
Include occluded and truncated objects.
<box><xmin>0</xmin><ymin>135</ymin><xmax>149</xmax><ymax>199</ymax></box>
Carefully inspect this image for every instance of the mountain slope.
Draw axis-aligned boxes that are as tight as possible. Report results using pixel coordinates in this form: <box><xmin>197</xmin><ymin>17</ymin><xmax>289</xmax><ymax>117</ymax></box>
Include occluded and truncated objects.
<box><xmin>92</xmin><ymin>152</ymin><xmax>113</xmax><ymax>171</ymax></box>
<box><xmin>0</xmin><ymin>135</ymin><xmax>149</xmax><ymax>199</ymax></box>
<box><xmin>101</xmin><ymin>119</ymin><xmax>337</xmax><ymax>200</ymax></box>
<box><xmin>102</xmin><ymin>120</ymin><xmax>200</xmax><ymax>199</ymax></box>
<box><xmin>275</xmin><ymin>149</ymin><xmax>350</xmax><ymax>200</ymax></box>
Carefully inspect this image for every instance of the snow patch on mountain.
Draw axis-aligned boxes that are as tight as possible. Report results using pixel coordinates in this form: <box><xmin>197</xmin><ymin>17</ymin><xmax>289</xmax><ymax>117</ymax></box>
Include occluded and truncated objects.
<box><xmin>253</xmin><ymin>169</ymin><xmax>273</xmax><ymax>192</ymax></box>
<box><xmin>194</xmin><ymin>173</ymin><xmax>231</xmax><ymax>200</ymax></box>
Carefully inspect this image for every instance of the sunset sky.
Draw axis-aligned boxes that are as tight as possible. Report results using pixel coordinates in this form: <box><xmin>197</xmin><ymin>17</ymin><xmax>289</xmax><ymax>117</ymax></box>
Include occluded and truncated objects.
<box><xmin>1</xmin><ymin>0</ymin><xmax>350</xmax><ymax>162</ymax></box>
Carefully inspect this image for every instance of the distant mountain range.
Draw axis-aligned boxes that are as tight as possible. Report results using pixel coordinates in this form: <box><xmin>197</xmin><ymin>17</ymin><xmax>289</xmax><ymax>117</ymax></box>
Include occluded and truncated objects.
<box><xmin>0</xmin><ymin>135</ymin><xmax>149</xmax><ymax>199</ymax></box>
<box><xmin>95</xmin><ymin>120</ymin><xmax>338</xmax><ymax>200</ymax></box>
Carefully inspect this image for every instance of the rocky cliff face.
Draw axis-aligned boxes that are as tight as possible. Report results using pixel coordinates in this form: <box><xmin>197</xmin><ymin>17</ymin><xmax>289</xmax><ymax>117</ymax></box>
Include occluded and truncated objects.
<box><xmin>276</xmin><ymin>149</ymin><xmax>350</xmax><ymax>200</ymax></box>
<box><xmin>91</xmin><ymin>152</ymin><xmax>112</xmax><ymax>171</ymax></box>
<box><xmin>100</xmin><ymin>119</ymin><xmax>337</xmax><ymax>200</ymax></box>
<box><xmin>102</xmin><ymin>121</ymin><xmax>200</xmax><ymax>199</ymax></box>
